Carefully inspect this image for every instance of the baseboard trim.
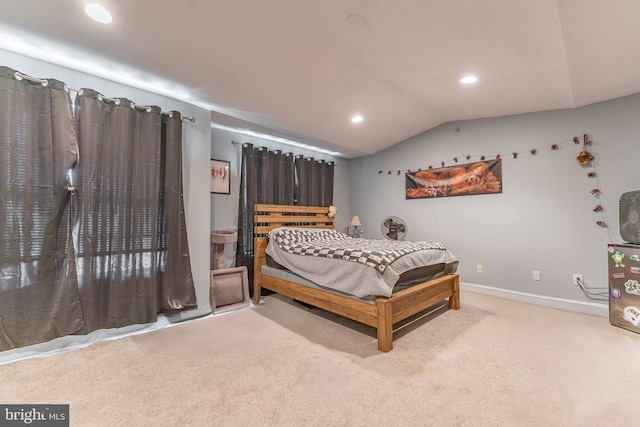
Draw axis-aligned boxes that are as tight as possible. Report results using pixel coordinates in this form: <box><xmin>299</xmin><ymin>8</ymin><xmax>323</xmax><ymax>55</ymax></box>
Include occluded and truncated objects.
<box><xmin>460</xmin><ymin>282</ymin><xmax>609</xmax><ymax>318</ymax></box>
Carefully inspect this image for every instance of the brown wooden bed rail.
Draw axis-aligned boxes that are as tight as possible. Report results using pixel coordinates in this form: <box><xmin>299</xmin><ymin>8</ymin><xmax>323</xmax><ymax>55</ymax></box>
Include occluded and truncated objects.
<box><xmin>253</xmin><ymin>204</ymin><xmax>460</xmax><ymax>352</ymax></box>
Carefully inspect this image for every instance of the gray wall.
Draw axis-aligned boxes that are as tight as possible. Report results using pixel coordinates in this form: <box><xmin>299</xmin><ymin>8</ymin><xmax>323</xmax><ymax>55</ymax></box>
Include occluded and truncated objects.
<box><xmin>210</xmin><ymin>124</ymin><xmax>351</xmax><ymax>268</ymax></box>
<box><xmin>0</xmin><ymin>49</ymin><xmax>213</xmax><ymax>317</ymax></box>
<box><xmin>350</xmin><ymin>93</ymin><xmax>640</xmax><ymax>302</ymax></box>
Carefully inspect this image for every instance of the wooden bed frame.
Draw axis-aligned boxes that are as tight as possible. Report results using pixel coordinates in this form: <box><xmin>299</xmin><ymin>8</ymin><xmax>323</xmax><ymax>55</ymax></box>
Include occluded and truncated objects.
<box><xmin>253</xmin><ymin>204</ymin><xmax>460</xmax><ymax>352</ymax></box>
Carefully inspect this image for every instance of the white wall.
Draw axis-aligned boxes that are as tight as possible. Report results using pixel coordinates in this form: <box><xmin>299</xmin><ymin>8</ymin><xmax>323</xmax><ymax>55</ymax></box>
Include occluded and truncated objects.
<box><xmin>0</xmin><ymin>49</ymin><xmax>213</xmax><ymax>318</ymax></box>
<box><xmin>350</xmin><ymin>93</ymin><xmax>640</xmax><ymax>303</ymax></box>
<box><xmin>210</xmin><ymin>124</ymin><xmax>351</xmax><ymax>268</ymax></box>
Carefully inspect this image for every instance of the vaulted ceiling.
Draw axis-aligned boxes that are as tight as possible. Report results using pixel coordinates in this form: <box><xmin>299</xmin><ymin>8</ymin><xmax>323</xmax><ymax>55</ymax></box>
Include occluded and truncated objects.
<box><xmin>1</xmin><ymin>1</ymin><xmax>639</xmax><ymax>158</ymax></box>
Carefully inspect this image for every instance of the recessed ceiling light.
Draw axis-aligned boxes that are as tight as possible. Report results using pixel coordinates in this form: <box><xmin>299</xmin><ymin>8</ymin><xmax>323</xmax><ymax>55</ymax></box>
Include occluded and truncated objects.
<box><xmin>85</xmin><ymin>4</ymin><xmax>112</xmax><ymax>24</ymax></box>
<box><xmin>351</xmin><ymin>115</ymin><xmax>363</xmax><ymax>123</ymax></box>
<box><xmin>460</xmin><ymin>75</ymin><xmax>478</xmax><ymax>84</ymax></box>
<box><xmin>347</xmin><ymin>14</ymin><xmax>365</xmax><ymax>27</ymax></box>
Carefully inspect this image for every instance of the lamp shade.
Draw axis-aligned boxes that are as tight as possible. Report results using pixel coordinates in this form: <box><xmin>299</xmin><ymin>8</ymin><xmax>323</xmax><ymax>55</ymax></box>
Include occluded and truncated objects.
<box><xmin>351</xmin><ymin>216</ymin><xmax>362</xmax><ymax>226</ymax></box>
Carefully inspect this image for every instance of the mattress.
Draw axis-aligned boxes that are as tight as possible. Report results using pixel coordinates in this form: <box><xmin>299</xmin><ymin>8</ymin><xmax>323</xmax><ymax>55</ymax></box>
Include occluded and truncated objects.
<box><xmin>265</xmin><ymin>227</ymin><xmax>458</xmax><ymax>299</ymax></box>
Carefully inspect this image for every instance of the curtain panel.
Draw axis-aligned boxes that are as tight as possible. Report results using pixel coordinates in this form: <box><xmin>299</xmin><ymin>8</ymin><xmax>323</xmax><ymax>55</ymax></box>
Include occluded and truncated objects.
<box><xmin>74</xmin><ymin>89</ymin><xmax>163</xmax><ymax>332</ymax></box>
<box><xmin>236</xmin><ymin>144</ymin><xmax>295</xmax><ymax>292</ymax></box>
<box><xmin>236</xmin><ymin>144</ymin><xmax>335</xmax><ymax>294</ymax></box>
<box><xmin>0</xmin><ymin>66</ymin><xmax>83</xmax><ymax>350</ymax></box>
<box><xmin>294</xmin><ymin>156</ymin><xmax>335</xmax><ymax>207</ymax></box>
<box><xmin>158</xmin><ymin>112</ymin><xmax>197</xmax><ymax>312</ymax></box>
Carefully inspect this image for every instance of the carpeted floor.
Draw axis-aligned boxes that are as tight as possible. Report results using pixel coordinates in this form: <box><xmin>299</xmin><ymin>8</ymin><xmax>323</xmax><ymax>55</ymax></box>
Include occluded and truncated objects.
<box><xmin>0</xmin><ymin>291</ymin><xmax>638</xmax><ymax>426</ymax></box>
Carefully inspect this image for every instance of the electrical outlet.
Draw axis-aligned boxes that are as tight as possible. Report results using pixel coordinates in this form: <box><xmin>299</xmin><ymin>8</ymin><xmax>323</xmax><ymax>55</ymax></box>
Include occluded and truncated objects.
<box><xmin>573</xmin><ymin>274</ymin><xmax>583</xmax><ymax>286</ymax></box>
<box><xmin>533</xmin><ymin>270</ymin><xmax>541</xmax><ymax>281</ymax></box>
<box><xmin>476</xmin><ymin>264</ymin><xmax>483</xmax><ymax>274</ymax></box>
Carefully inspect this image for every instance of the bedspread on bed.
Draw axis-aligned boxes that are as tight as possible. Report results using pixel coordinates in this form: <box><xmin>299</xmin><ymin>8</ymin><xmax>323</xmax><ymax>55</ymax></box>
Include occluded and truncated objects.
<box><xmin>271</xmin><ymin>228</ymin><xmax>446</xmax><ymax>273</ymax></box>
<box><xmin>266</xmin><ymin>227</ymin><xmax>458</xmax><ymax>298</ymax></box>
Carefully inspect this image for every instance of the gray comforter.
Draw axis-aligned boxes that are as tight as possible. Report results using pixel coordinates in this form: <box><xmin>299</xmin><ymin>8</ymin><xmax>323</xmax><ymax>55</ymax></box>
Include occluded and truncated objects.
<box><xmin>265</xmin><ymin>227</ymin><xmax>458</xmax><ymax>298</ymax></box>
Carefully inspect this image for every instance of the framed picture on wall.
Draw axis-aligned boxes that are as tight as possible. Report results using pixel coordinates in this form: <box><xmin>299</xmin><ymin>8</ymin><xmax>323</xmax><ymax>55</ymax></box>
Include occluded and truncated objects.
<box><xmin>405</xmin><ymin>159</ymin><xmax>502</xmax><ymax>200</ymax></box>
<box><xmin>211</xmin><ymin>159</ymin><xmax>230</xmax><ymax>194</ymax></box>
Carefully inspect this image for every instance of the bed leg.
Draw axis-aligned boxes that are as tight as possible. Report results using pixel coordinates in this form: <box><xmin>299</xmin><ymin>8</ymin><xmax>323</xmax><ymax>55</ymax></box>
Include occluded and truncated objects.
<box><xmin>448</xmin><ymin>275</ymin><xmax>460</xmax><ymax>310</ymax></box>
<box><xmin>254</xmin><ymin>278</ymin><xmax>261</xmax><ymax>304</ymax></box>
<box><xmin>376</xmin><ymin>299</ymin><xmax>393</xmax><ymax>352</ymax></box>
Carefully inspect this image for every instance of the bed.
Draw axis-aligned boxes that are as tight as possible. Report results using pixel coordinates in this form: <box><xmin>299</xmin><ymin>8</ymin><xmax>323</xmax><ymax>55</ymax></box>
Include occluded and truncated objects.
<box><xmin>253</xmin><ymin>204</ymin><xmax>460</xmax><ymax>352</ymax></box>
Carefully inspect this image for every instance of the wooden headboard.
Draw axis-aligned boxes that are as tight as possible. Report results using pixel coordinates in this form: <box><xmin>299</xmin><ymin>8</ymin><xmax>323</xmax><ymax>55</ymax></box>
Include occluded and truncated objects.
<box><xmin>253</xmin><ymin>204</ymin><xmax>335</xmax><ymax>289</ymax></box>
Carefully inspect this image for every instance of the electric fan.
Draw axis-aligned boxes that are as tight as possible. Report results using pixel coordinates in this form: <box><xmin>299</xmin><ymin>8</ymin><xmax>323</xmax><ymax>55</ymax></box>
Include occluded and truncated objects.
<box><xmin>620</xmin><ymin>190</ymin><xmax>640</xmax><ymax>244</ymax></box>
<box><xmin>381</xmin><ymin>216</ymin><xmax>408</xmax><ymax>240</ymax></box>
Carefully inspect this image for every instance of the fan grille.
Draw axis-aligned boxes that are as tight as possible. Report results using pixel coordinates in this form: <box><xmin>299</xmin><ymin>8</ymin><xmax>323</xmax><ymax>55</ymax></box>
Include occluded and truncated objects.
<box><xmin>381</xmin><ymin>216</ymin><xmax>408</xmax><ymax>240</ymax></box>
<box><xmin>620</xmin><ymin>190</ymin><xmax>640</xmax><ymax>244</ymax></box>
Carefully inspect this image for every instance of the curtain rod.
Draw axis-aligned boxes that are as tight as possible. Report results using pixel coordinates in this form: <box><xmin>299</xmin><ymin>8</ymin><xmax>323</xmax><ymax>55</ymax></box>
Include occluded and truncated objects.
<box><xmin>230</xmin><ymin>140</ymin><xmax>337</xmax><ymax>165</ymax></box>
<box><xmin>13</xmin><ymin>71</ymin><xmax>196</xmax><ymax>123</ymax></box>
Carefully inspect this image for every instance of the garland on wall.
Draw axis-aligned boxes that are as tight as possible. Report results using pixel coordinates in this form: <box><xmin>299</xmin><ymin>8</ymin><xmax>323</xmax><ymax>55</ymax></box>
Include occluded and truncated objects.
<box><xmin>577</xmin><ymin>137</ymin><xmax>611</xmax><ymax>235</ymax></box>
<box><xmin>377</xmin><ymin>134</ymin><xmax>609</xmax><ymax>229</ymax></box>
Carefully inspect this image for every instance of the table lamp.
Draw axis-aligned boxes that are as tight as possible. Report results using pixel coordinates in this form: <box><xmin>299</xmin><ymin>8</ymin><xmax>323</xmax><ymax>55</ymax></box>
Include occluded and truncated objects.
<box><xmin>351</xmin><ymin>216</ymin><xmax>362</xmax><ymax>237</ymax></box>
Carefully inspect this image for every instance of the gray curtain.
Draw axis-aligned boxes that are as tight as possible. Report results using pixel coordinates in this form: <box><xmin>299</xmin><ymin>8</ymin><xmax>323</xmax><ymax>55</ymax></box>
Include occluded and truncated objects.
<box><xmin>0</xmin><ymin>66</ymin><xmax>83</xmax><ymax>350</ymax></box>
<box><xmin>236</xmin><ymin>144</ymin><xmax>295</xmax><ymax>292</ymax></box>
<box><xmin>74</xmin><ymin>89</ymin><xmax>196</xmax><ymax>333</ymax></box>
<box><xmin>294</xmin><ymin>155</ymin><xmax>335</xmax><ymax>207</ymax></box>
<box><xmin>0</xmin><ymin>68</ymin><xmax>197</xmax><ymax>351</ymax></box>
<box><xmin>236</xmin><ymin>144</ymin><xmax>336</xmax><ymax>295</ymax></box>
<box><xmin>158</xmin><ymin>112</ymin><xmax>197</xmax><ymax>312</ymax></box>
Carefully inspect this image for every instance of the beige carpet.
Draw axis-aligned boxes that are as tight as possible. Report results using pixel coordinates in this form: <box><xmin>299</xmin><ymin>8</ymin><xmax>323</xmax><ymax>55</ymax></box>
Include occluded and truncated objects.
<box><xmin>1</xmin><ymin>291</ymin><xmax>639</xmax><ymax>426</ymax></box>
